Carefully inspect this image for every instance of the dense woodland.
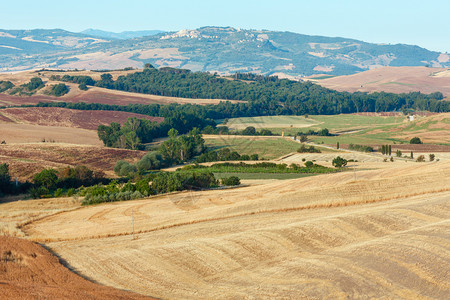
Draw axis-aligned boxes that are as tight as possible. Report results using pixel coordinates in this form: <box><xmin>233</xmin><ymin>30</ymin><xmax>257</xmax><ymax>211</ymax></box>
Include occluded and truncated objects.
<box><xmin>49</xmin><ymin>65</ymin><xmax>450</xmax><ymax>115</ymax></box>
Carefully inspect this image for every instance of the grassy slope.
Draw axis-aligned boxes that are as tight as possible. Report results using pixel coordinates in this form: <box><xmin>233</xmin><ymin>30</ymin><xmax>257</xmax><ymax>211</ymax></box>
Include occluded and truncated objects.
<box><xmin>223</xmin><ymin>114</ymin><xmax>450</xmax><ymax>145</ymax></box>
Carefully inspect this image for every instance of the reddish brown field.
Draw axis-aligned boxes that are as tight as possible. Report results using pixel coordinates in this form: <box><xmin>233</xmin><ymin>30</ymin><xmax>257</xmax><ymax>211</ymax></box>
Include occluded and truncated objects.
<box><xmin>310</xmin><ymin>66</ymin><xmax>450</xmax><ymax>96</ymax></box>
<box><xmin>0</xmin><ymin>143</ymin><xmax>146</xmax><ymax>181</ymax></box>
<box><xmin>0</xmin><ymin>107</ymin><xmax>163</xmax><ymax>130</ymax></box>
<box><xmin>0</xmin><ymin>236</ymin><xmax>153</xmax><ymax>299</ymax></box>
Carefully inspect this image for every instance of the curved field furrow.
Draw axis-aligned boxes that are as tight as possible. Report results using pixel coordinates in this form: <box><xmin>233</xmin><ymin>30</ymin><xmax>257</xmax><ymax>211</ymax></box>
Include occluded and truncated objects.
<box><xmin>22</xmin><ymin>161</ymin><xmax>450</xmax><ymax>299</ymax></box>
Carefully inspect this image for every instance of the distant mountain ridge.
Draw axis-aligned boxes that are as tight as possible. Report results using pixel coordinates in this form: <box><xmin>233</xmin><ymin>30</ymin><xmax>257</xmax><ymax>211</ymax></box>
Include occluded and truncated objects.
<box><xmin>80</xmin><ymin>29</ymin><xmax>164</xmax><ymax>40</ymax></box>
<box><xmin>0</xmin><ymin>26</ymin><xmax>448</xmax><ymax>75</ymax></box>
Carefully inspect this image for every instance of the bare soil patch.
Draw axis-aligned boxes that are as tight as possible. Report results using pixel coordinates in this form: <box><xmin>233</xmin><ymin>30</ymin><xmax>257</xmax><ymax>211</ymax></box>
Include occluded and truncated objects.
<box><xmin>0</xmin><ymin>236</ymin><xmax>153</xmax><ymax>299</ymax></box>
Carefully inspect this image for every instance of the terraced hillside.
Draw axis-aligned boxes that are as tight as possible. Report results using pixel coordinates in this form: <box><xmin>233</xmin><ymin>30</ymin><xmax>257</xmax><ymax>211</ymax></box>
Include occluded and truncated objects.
<box><xmin>23</xmin><ymin>161</ymin><xmax>450</xmax><ymax>299</ymax></box>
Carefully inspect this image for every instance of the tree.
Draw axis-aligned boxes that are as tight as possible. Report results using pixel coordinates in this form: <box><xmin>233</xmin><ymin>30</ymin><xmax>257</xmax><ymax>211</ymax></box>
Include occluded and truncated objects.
<box><xmin>332</xmin><ymin>156</ymin><xmax>348</xmax><ymax>168</ymax></box>
<box><xmin>416</xmin><ymin>155</ymin><xmax>425</xmax><ymax>162</ymax></box>
<box><xmin>336</xmin><ymin>142</ymin><xmax>339</xmax><ymax>149</ymax></box>
<box><xmin>396</xmin><ymin>150</ymin><xmax>402</xmax><ymax>157</ymax></box>
<box><xmin>388</xmin><ymin>145</ymin><xmax>392</xmax><ymax>156</ymax></box>
<box><xmin>410</xmin><ymin>137</ymin><xmax>422</xmax><ymax>144</ymax></box>
<box><xmin>137</xmin><ymin>152</ymin><xmax>163</xmax><ymax>172</ymax></box>
<box><xmin>0</xmin><ymin>163</ymin><xmax>11</xmax><ymax>195</ymax></box>
<box><xmin>241</xmin><ymin>126</ymin><xmax>256</xmax><ymax>135</ymax></box>
<box><xmin>79</xmin><ymin>83</ymin><xmax>88</xmax><ymax>91</ymax></box>
<box><xmin>221</xmin><ymin>176</ymin><xmax>240</xmax><ymax>186</ymax></box>
<box><xmin>300</xmin><ymin>134</ymin><xmax>308</xmax><ymax>143</ymax></box>
<box><xmin>49</xmin><ymin>83</ymin><xmax>69</xmax><ymax>96</ymax></box>
<box><xmin>33</xmin><ymin>169</ymin><xmax>58</xmax><ymax>190</ymax></box>
<box><xmin>429</xmin><ymin>154</ymin><xmax>435</xmax><ymax>161</ymax></box>
<box><xmin>410</xmin><ymin>151</ymin><xmax>414</xmax><ymax>159</ymax></box>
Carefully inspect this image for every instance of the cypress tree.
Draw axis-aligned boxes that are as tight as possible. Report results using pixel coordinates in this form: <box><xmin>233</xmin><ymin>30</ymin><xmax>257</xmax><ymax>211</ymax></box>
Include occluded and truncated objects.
<box><xmin>337</xmin><ymin>142</ymin><xmax>339</xmax><ymax>149</ymax></box>
<box><xmin>388</xmin><ymin>145</ymin><xmax>392</xmax><ymax>156</ymax></box>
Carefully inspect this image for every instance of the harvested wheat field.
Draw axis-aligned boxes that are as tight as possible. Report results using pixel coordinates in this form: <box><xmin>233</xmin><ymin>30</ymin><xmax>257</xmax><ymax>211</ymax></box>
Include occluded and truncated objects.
<box><xmin>311</xmin><ymin>66</ymin><xmax>450</xmax><ymax>96</ymax></box>
<box><xmin>23</xmin><ymin>161</ymin><xmax>450</xmax><ymax>299</ymax></box>
<box><xmin>0</xmin><ymin>236</ymin><xmax>154</xmax><ymax>299</ymax></box>
<box><xmin>0</xmin><ymin>143</ymin><xmax>145</xmax><ymax>181</ymax></box>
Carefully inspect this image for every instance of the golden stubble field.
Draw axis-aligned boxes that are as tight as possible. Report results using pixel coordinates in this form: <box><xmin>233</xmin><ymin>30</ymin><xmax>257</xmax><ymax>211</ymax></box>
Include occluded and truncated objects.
<box><xmin>18</xmin><ymin>160</ymin><xmax>450</xmax><ymax>299</ymax></box>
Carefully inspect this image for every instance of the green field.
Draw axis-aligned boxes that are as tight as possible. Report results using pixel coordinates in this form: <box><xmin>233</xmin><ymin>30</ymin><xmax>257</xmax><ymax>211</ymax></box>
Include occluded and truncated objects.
<box><xmin>223</xmin><ymin>114</ymin><xmax>410</xmax><ymax>145</ymax></box>
<box><xmin>225</xmin><ymin>114</ymin><xmax>405</xmax><ymax>132</ymax></box>
<box><xmin>213</xmin><ymin>172</ymin><xmax>317</xmax><ymax>180</ymax></box>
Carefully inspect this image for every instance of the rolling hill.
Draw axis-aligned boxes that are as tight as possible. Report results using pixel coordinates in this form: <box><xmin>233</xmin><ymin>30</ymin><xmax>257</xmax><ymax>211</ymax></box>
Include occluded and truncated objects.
<box><xmin>1</xmin><ymin>27</ymin><xmax>449</xmax><ymax>76</ymax></box>
<box><xmin>310</xmin><ymin>66</ymin><xmax>450</xmax><ymax>96</ymax></box>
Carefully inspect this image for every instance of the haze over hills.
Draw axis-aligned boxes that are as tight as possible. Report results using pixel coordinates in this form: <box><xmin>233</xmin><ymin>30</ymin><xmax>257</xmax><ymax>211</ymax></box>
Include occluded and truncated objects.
<box><xmin>0</xmin><ymin>26</ymin><xmax>449</xmax><ymax>76</ymax></box>
<box><xmin>80</xmin><ymin>29</ymin><xmax>165</xmax><ymax>40</ymax></box>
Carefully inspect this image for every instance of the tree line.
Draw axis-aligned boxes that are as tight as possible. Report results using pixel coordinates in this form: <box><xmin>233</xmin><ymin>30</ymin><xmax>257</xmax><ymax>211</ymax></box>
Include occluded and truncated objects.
<box><xmin>48</xmin><ymin>65</ymin><xmax>450</xmax><ymax>115</ymax></box>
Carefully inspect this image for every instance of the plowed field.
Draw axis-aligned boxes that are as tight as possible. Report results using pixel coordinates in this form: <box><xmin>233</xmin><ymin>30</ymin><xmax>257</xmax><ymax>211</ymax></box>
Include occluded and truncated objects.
<box><xmin>0</xmin><ymin>107</ymin><xmax>163</xmax><ymax>130</ymax></box>
<box><xmin>0</xmin><ymin>236</ymin><xmax>154</xmax><ymax>299</ymax></box>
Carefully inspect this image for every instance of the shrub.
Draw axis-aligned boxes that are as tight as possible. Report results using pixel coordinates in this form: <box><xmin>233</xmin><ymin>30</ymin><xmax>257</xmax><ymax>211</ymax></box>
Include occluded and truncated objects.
<box><xmin>250</xmin><ymin>154</ymin><xmax>259</xmax><ymax>161</ymax></box>
<box><xmin>429</xmin><ymin>154</ymin><xmax>435</xmax><ymax>161</ymax></box>
<box><xmin>54</xmin><ymin>188</ymin><xmax>64</xmax><ymax>197</ymax></box>
<box><xmin>416</xmin><ymin>155</ymin><xmax>425</xmax><ymax>162</ymax></box>
<box><xmin>349</xmin><ymin>144</ymin><xmax>373</xmax><ymax>152</ymax></box>
<box><xmin>114</xmin><ymin>160</ymin><xmax>137</xmax><ymax>177</ymax></box>
<box><xmin>79</xmin><ymin>83</ymin><xmax>88</xmax><ymax>91</ymax></box>
<box><xmin>332</xmin><ymin>156</ymin><xmax>348</xmax><ymax>168</ymax></box>
<box><xmin>297</xmin><ymin>144</ymin><xmax>321</xmax><ymax>153</ymax></box>
<box><xmin>305</xmin><ymin>161</ymin><xmax>314</xmax><ymax>168</ymax></box>
<box><xmin>49</xmin><ymin>83</ymin><xmax>69</xmax><ymax>96</ymax></box>
<box><xmin>221</xmin><ymin>176</ymin><xmax>240</xmax><ymax>186</ymax></box>
<box><xmin>410</xmin><ymin>137</ymin><xmax>422</xmax><ymax>144</ymax></box>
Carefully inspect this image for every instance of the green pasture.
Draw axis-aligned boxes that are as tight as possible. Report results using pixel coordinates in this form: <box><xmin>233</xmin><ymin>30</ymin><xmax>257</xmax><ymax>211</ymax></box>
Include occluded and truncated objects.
<box><xmin>213</xmin><ymin>172</ymin><xmax>316</xmax><ymax>180</ymax></box>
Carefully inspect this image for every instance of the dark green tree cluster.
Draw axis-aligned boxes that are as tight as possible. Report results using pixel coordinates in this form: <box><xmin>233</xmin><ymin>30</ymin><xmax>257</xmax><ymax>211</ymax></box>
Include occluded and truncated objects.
<box><xmin>349</xmin><ymin>144</ymin><xmax>374</xmax><ymax>152</ymax></box>
<box><xmin>0</xmin><ymin>163</ymin><xmax>32</xmax><ymax>197</ymax></box>
<box><xmin>332</xmin><ymin>156</ymin><xmax>348</xmax><ymax>168</ymax></box>
<box><xmin>25</xmin><ymin>77</ymin><xmax>45</xmax><ymax>91</ymax></box>
<box><xmin>48</xmin><ymin>83</ymin><xmax>69</xmax><ymax>96</ymax></box>
<box><xmin>409</xmin><ymin>137</ymin><xmax>423</xmax><ymax>144</ymax></box>
<box><xmin>234</xmin><ymin>126</ymin><xmax>276</xmax><ymax>136</ymax></box>
<box><xmin>220</xmin><ymin>176</ymin><xmax>241</xmax><ymax>186</ymax></box>
<box><xmin>158</xmin><ymin>128</ymin><xmax>206</xmax><ymax>165</ymax></box>
<box><xmin>195</xmin><ymin>148</ymin><xmax>259</xmax><ymax>163</ymax></box>
<box><xmin>50</xmin><ymin>66</ymin><xmax>450</xmax><ymax>115</ymax></box>
<box><xmin>0</xmin><ymin>163</ymin><xmax>12</xmax><ymax>196</ymax></box>
<box><xmin>380</xmin><ymin>145</ymin><xmax>392</xmax><ymax>155</ymax></box>
<box><xmin>0</xmin><ymin>81</ymin><xmax>14</xmax><ymax>93</ymax></box>
<box><xmin>50</xmin><ymin>74</ymin><xmax>96</xmax><ymax>86</ymax></box>
<box><xmin>98</xmin><ymin>111</ymin><xmax>215</xmax><ymax>149</ymax></box>
<box><xmin>297</xmin><ymin>128</ymin><xmax>333</xmax><ymax>137</ymax></box>
<box><xmin>30</xmin><ymin>166</ymin><xmax>105</xmax><ymax>198</ymax></box>
<box><xmin>81</xmin><ymin>171</ymin><xmax>218</xmax><ymax>205</ymax></box>
<box><xmin>9</xmin><ymin>77</ymin><xmax>45</xmax><ymax>96</ymax></box>
<box><xmin>297</xmin><ymin>144</ymin><xmax>321</xmax><ymax>153</ymax></box>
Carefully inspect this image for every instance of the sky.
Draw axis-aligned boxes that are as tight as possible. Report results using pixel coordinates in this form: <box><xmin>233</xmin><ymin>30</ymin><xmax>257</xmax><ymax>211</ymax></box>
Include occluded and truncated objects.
<box><xmin>1</xmin><ymin>0</ymin><xmax>449</xmax><ymax>52</ymax></box>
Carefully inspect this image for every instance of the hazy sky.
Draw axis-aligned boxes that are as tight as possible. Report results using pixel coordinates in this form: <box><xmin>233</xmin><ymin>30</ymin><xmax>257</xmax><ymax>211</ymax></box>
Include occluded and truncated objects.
<box><xmin>2</xmin><ymin>0</ymin><xmax>449</xmax><ymax>52</ymax></box>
